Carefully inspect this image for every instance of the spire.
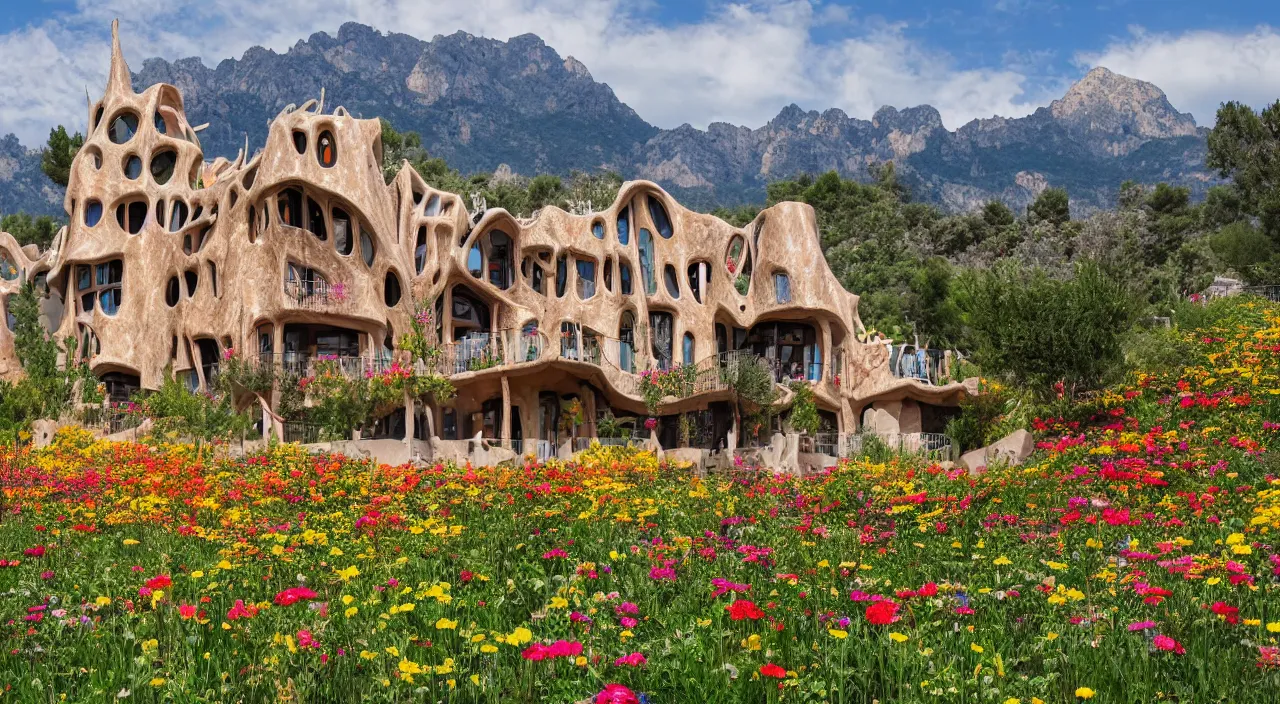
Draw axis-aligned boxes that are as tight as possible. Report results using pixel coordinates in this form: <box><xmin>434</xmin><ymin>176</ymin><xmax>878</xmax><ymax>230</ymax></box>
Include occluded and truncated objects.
<box><xmin>105</xmin><ymin>19</ymin><xmax>132</xmax><ymax>95</ymax></box>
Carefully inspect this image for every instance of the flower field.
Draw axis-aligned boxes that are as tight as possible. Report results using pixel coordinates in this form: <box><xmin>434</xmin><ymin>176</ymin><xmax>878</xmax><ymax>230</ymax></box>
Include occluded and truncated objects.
<box><xmin>2</xmin><ymin>300</ymin><xmax>1280</xmax><ymax>703</ymax></box>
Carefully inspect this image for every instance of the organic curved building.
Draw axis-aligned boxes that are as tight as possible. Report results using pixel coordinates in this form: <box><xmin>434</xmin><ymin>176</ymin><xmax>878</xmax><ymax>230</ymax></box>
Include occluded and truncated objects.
<box><xmin>0</xmin><ymin>23</ymin><xmax>969</xmax><ymax>456</ymax></box>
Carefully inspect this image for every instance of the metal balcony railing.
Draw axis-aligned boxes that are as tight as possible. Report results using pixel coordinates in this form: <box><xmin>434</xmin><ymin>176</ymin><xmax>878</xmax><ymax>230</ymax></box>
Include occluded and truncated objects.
<box><xmin>888</xmin><ymin>346</ymin><xmax>949</xmax><ymax>386</ymax></box>
<box><xmin>283</xmin><ymin>280</ymin><xmax>347</xmax><ymax>309</ymax></box>
<box><xmin>842</xmin><ymin>431</ymin><xmax>954</xmax><ymax>461</ymax></box>
<box><xmin>1245</xmin><ymin>285</ymin><xmax>1280</xmax><ymax>302</ymax></box>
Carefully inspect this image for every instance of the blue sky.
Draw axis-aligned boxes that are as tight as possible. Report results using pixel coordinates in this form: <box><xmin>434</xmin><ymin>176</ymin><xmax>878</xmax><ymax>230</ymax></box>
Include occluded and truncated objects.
<box><xmin>0</xmin><ymin>1</ymin><xmax>1278</xmax><ymax>146</ymax></box>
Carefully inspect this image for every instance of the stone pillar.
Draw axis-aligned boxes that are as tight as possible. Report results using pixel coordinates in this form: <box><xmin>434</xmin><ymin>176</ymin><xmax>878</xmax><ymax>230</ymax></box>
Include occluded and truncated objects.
<box><xmin>403</xmin><ymin>390</ymin><xmax>415</xmax><ymax>447</ymax></box>
<box><xmin>580</xmin><ymin>383</ymin><xmax>597</xmax><ymax>438</ymax></box>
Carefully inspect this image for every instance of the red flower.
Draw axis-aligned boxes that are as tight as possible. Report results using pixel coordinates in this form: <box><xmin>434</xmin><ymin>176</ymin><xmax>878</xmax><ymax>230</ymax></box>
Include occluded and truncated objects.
<box><xmin>727</xmin><ymin>599</ymin><xmax>765</xmax><ymax>621</ymax></box>
<box><xmin>274</xmin><ymin>587</ymin><xmax>319</xmax><ymax>606</ymax></box>
<box><xmin>760</xmin><ymin>663</ymin><xmax>787</xmax><ymax>678</ymax></box>
<box><xmin>1210</xmin><ymin>601</ymin><xmax>1241</xmax><ymax>624</ymax></box>
<box><xmin>1153</xmin><ymin>634</ymin><xmax>1185</xmax><ymax>654</ymax></box>
<box><xmin>226</xmin><ymin>599</ymin><xmax>259</xmax><ymax>621</ymax></box>
<box><xmin>864</xmin><ymin>600</ymin><xmax>900</xmax><ymax>626</ymax></box>
<box><xmin>145</xmin><ymin>574</ymin><xmax>172</xmax><ymax>591</ymax></box>
<box><xmin>178</xmin><ymin>603</ymin><xmax>197</xmax><ymax>619</ymax></box>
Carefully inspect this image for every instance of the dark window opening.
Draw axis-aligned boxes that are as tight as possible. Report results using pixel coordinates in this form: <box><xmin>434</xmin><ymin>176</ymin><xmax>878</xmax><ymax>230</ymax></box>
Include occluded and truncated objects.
<box><xmin>663</xmin><ymin>264</ymin><xmax>680</xmax><ymax>299</ymax></box>
<box><xmin>648</xmin><ymin>195</ymin><xmax>673</xmax><ymax>239</ymax></box>
<box><xmin>184</xmin><ymin>270</ymin><xmax>199</xmax><ymax>297</ymax></box>
<box><xmin>108</xmin><ymin>111</ymin><xmax>139</xmax><ymax>144</ymax></box>
<box><xmin>531</xmin><ymin>263</ymin><xmax>545</xmax><ymax>295</ymax></box>
<box><xmin>487</xmin><ymin>231</ymin><xmax>513</xmax><ymax>290</ymax></box>
<box><xmin>306</xmin><ymin>197</ymin><xmax>326</xmax><ymax>240</ymax></box>
<box><xmin>165</xmin><ymin>277</ymin><xmax>180</xmax><ymax>307</ymax></box>
<box><xmin>576</xmin><ymin>259</ymin><xmax>597</xmax><ymax>299</ymax></box>
<box><xmin>620</xmin><ymin>262</ymin><xmax>633</xmax><ymax>295</ymax></box>
<box><xmin>384</xmin><ymin>271</ymin><xmax>402</xmax><ymax>307</ymax></box>
<box><xmin>649</xmin><ymin>311</ymin><xmax>674</xmax><ymax>370</ymax></box>
<box><xmin>116</xmin><ymin>201</ymin><xmax>147</xmax><ymax>235</ymax></box>
<box><xmin>248</xmin><ymin>205</ymin><xmax>257</xmax><ymax>243</ymax></box>
<box><xmin>123</xmin><ymin>155</ymin><xmax>142</xmax><ymax>179</ymax></box>
<box><xmin>333</xmin><ymin>208</ymin><xmax>352</xmax><ymax>255</ymax></box>
<box><xmin>153</xmin><ymin>111</ymin><xmax>168</xmax><ymax>134</ymax></box>
<box><xmin>638</xmin><ymin>229</ymin><xmax>655</xmax><ymax>295</ymax></box>
<box><xmin>361</xmin><ymin>229</ymin><xmax>375</xmax><ymax>267</ymax></box>
<box><xmin>278</xmin><ymin>188</ymin><xmax>303</xmax><ymax>229</ymax></box>
<box><xmin>683</xmin><ymin>332</ymin><xmax>695</xmax><ymax>365</ymax></box>
<box><xmin>416</xmin><ymin>227</ymin><xmax>429</xmax><ymax>273</ymax></box>
<box><xmin>208</xmin><ymin>261</ymin><xmax>220</xmax><ymax>298</ymax></box>
<box><xmin>617</xmin><ymin>207</ymin><xmax>630</xmax><ymax>245</ymax></box>
<box><xmin>242</xmin><ymin>167</ymin><xmax>257</xmax><ymax>190</ymax></box>
<box><xmin>292</xmin><ymin>130</ymin><xmax>307</xmax><ymax>154</ymax></box>
<box><xmin>468</xmin><ymin>242</ymin><xmax>483</xmax><ymax>278</ymax></box>
<box><xmin>169</xmin><ymin>200</ymin><xmax>188</xmax><ymax>232</ymax></box>
<box><xmin>317</xmin><ymin>131</ymin><xmax>337</xmax><ymax>167</ymax></box>
<box><xmin>424</xmin><ymin>195</ymin><xmax>441</xmax><ymax>216</ymax></box>
<box><xmin>555</xmin><ymin>254</ymin><xmax>567</xmax><ymax>297</ymax></box>
<box><xmin>603</xmin><ymin>259</ymin><xmax>613</xmax><ymax>292</ymax></box>
<box><xmin>85</xmin><ymin>200</ymin><xmax>103</xmax><ymax>227</ymax></box>
<box><xmin>774</xmin><ymin>272</ymin><xmax>792</xmax><ymax>303</ymax></box>
<box><xmin>591</xmin><ymin>221</ymin><xmax>605</xmax><ymax>239</ymax></box>
<box><xmin>149</xmin><ymin>150</ymin><xmax>177</xmax><ymax>185</ymax></box>
<box><xmin>155</xmin><ymin>200</ymin><xmax>166</xmax><ymax>229</ymax></box>
<box><xmin>450</xmin><ymin>284</ymin><xmax>491</xmax><ymax>340</ymax></box>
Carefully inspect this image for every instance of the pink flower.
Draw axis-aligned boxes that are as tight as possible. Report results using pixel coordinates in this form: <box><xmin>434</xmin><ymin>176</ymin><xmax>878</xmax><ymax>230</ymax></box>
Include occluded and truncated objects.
<box><xmin>542</xmin><ymin>548</ymin><xmax>568</xmax><ymax>559</ymax></box>
<box><xmin>619</xmin><ymin>616</ymin><xmax>638</xmax><ymax>628</ymax></box>
<box><xmin>226</xmin><ymin>600</ymin><xmax>259</xmax><ymax>621</ymax></box>
<box><xmin>644</xmin><ymin>417</ymin><xmax>658</xmax><ymax>431</ymax></box>
<box><xmin>178</xmin><ymin>604</ymin><xmax>197</xmax><ymax>619</ymax></box>
<box><xmin>615</xmin><ymin>602</ymin><xmax>639</xmax><ymax>615</ymax></box>
<box><xmin>613</xmin><ymin>652</ymin><xmax>647</xmax><ymax>667</ymax></box>
<box><xmin>1128</xmin><ymin>620</ymin><xmax>1157</xmax><ymax>631</ymax></box>
<box><xmin>297</xmin><ymin>629</ymin><xmax>319</xmax><ymax>649</ymax></box>
<box><xmin>648</xmin><ymin>566</ymin><xmax>676</xmax><ymax>581</ymax></box>
<box><xmin>596</xmin><ymin>684</ymin><xmax>640</xmax><ymax>704</ymax></box>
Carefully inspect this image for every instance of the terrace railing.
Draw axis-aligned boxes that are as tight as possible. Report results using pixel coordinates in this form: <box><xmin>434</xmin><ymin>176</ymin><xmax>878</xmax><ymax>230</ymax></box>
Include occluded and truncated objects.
<box><xmin>888</xmin><ymin>346</ymin><xmax>949</xmax><ymax>386</ymax></box>
<box><xmin>842</xmin><ymin>431</ymin><xmax>955</xmax><ymax>462</ymax></box>
<box><xmin>283</xmin><ymin>280</ymin><xmax>348</xmax><ymax>310</ymax></box>
<box><xmin>1245</xmin><ymin>285</ymin><xmax>1280</xmax><ymax>303</ymax></box>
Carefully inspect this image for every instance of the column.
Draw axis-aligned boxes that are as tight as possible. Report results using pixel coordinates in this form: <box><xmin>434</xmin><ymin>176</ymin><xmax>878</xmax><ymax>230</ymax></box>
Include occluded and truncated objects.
<box><xmin>501</xmin><ymin>375</ymin><xmax>512</xmax><ymax>449</ymax></box>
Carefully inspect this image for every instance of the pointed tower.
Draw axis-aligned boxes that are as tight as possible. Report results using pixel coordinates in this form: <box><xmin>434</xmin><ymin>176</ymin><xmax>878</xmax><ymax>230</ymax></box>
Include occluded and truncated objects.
<box><xmin>104</xmin><ymin>19</ymin><xmax>133</xmax><ymax>96</ymax></box>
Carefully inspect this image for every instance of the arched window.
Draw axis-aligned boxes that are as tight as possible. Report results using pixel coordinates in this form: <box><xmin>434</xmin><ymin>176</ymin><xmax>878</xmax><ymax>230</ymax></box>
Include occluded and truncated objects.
<box><xmin>603</xmin><ymin>259</ymin><xmax>613</xmax><ymax>292</ymax></box>
<box><xmin>618</xmin><ymin>311</ymin><xmax>635</xmax><ymax>373</ymax></box>
<box><xmin>687</xmin><ymin>261</ymin><xmax>709</xmax><ymax>303</ymax></box>
<box><xmin>165</xmin><ymin>276</ymin><xmax>180</xmax><ymax>307</ymax></box>
<box><xmin>556</xmin><ymin>255</ymin><xmax>568</xmax><ymax>297</ymax></box>
<box><xmin>683</xmin><ymin>332</ymin><xmax>695</xmax><ymax>365</ymax></box>
<box><xmin>576</xmin><ymin>259</ymin><xmax>597</xmax><ymax>300</ymax></box>
<box><xmin>292</xmin><ymin>130</ymin><xmax>307</xmax><ymax>154</ymax></box>
<box><xmin>638</xmin><ymin>229</ymin><xmax>655</xmax><ymax>295</ymax></box>
<box><xmin>168</xmin><ymin>200</ymin><xmax>188</xmax><ymax>232</ymax></box>
<box><xmin>361</xmin><ymin>229</ymin><xmax>375</xmax><ymax>267</ymax></box>
<box><xmin>468</xmin><ymin>242</ymin><xmax>483</xmax><ymax>278</ymax></box>
<box><xmin>85</xmin><ymin>200</ymin><xmax>103</xmax><ymax>227</ymax></box>
<box><xmin>277</xmin><ymin>188</ymin><xmax>303</xmax><ymax>229</ymax></box>
<box><xmin>620</xmin><ymin>262</ymin><xmax>633</xmax><ymax>295</ymax></box>
<box><xmin>648</xmin><ymin>195</ymin><xmax>673</xmax><ymax>238</ymax></box>
<box><xmin>617</xmin><ymin>207</ymin><xmax>630</xmax><ymax>245</ymax></box>
<box><xmin>317</xmin><ymin>131</ymin><xmax>337</xmax><ymax>167</ymax></box>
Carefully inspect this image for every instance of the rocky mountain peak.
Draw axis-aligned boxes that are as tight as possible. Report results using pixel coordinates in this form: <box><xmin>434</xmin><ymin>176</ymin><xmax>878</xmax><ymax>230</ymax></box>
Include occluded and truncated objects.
<box><xmin>1049</xmin><ymin>66</ymin><xmax>1199</xmax><ymax>155</ymax></box>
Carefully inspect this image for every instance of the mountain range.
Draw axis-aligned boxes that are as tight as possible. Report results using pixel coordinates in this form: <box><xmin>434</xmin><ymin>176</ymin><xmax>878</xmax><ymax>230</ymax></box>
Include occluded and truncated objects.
<box><xmin>0</xmin><ymin>22</ymin><xmax>1218</xmax><ymax>218</ymax></box>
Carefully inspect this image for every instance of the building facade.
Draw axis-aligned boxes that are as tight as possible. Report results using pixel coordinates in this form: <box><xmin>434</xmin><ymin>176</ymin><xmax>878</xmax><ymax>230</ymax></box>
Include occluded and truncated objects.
<box><xmin>0</xmin><ymin>23</ymin><xmax>970</xmax><ymax>454</ymax></box>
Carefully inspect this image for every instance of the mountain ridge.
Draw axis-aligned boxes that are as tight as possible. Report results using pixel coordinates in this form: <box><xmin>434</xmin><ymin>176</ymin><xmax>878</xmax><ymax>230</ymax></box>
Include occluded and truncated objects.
<box><xmin>0</xmin><ymin>23</ymin><xmax>1219</xmax><ymax>218</ymax></box>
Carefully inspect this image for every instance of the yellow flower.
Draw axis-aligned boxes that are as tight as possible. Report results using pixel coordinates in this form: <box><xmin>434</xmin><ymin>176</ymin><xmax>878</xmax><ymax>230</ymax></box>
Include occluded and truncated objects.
<box><xmin>385</xmin><ymin>646</ymin><xmax>400</xmax><ymax>657</ymax></box>
<box><xmin>971</xmin><ymin>643</ymin><xmax>984</xmax><ymax>653</ymax></box>
<box><xmin>335</xmin><ymin>565</ymin><xmax>360</xmax><ymax>581</ymax></box>
<box><xmin>216</xmin><ymin>560</ymin><xmax>232</xmax><ymax>570</ymax></box>
<box><xmin>993</xmin><ymin>556</ymin><xmax>1012</xmax><ymax>566</ymax></box>
<box><xmin>435</xmin><ymin>617</ymin><xmax>457</xmax><ymax>629</ymax></box>
<box><xmin>889</xmin><ymin>632</ymin><xmax>908</xmax><ymax>643</ymax></box>
<box><xmin>471</xmin><ymin>634</ymin><xmax>487</xmax><ymax>643</ymax></box>
<box><xmin>817</xmin><ymin>559</ymin><xmax>830</xmax><ymax>568</ymax></box>
<box><xmin>1075</xmin><ymin>687</ymin><xmax>1095</xmax><ymax>699</ymax></box>
<box><xmin>827</xmin><ymin>629</ymin><xmax>848</xmax><ymax>639</ymax></box>
<box><xmin>1206</xmin><ymin>577</ymin><xmax>1222</xmax><ymax>585</ymax></box>
<box><xmin>549</xmin><ymin>597</ymin><xmax>569</xmax><ymax>609</ymax></box>
<box><xmin>1004</xmin><ymin>699</ymin><xmax>1021</xmax><ymax>704</ymax></box>
<box><xmin>506</xmin><ymin>626</ymin><xmax>532</xmax><ymax>645</ymax></box>
<box><xmin>1085</xmin><ymin>538</ymin><xmax>1103</xmax><ymax>549</ymax></box>
<box><xmin>470</xmin><ymin>674</ymin><xmax>481</xmax><ymax>686</ymax></box>
<box><xmin>1046</xmin><ymin>632</ymin><xmax>1059</xmax><ymax>641</ymax></box>
<box><xmin>94</xmin><ymin>596</ymin><xmax>111</xmax><ymax>607</ymax></box>
<box><xmin>1267</xmin><ymin>622</ymin><xmax>1280</xmax><ymax>633</ymax></box>
<box><xmin>1226</xmin><ymin>532</ymin><xmax>1245</xmax><ymax>545</ymax></box>
<box><xmin>344</xmin><ymin>607</ymin><xmax>358</xmax><ymax>618</ymax></box>
<box><xmin>190</xmin><ymin>570</ymin><xmax>204</xmax><ymax>579</ymax></box>
<box><xmin>123</xmin><ymin>539</ymin><xmax>139</xmax><ymax>546</ymax></box>
<box><xmin>149</xmin><ymin>678</ymin><xmax>165</xmax><ymax>687</ymax></box>
<box><xmin>398</xmin><ymin>659</ymin><xmax>423</xmax><ymax>675</ymax></box>
<box><xmin>342</xmin><ymin>595</ymin><xmax>354</xmax><ymax>605</ymax></box>
<box><xmin>480</xmin><ymin>644</ymin><xmax>499</xmax><ymax>653</ymax></box>
<box><xmin>329</xmin><ymin>547</ymin><xmax>343</xmax><ymax>556</ymax></box>
<box><xmin>575</xmin><ymin>656</ymin><xmax>587</xmax><ymax>666</ymax></box>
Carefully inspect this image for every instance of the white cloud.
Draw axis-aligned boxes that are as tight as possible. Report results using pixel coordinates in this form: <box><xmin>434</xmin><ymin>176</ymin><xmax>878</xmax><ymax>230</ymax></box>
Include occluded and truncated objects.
<box><xmin>1077</xmin><ymin>25</ymin><xmax>1280</xmax><ymax>126</ymax></box>
<box><xmin>0</xmin><ymin>0</ymin><xmax>1054</xmax><ymax>147</ymax></box>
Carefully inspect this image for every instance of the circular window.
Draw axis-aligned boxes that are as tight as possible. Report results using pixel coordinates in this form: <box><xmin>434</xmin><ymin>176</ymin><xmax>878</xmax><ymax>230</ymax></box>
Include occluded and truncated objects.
<box><xmin>384</xmin><ymin>271</ymin><xmax>402</xmax><ymax>307</ymax></box>
<box><xmin>107</xmin><ymin>111</ymin><xmax>139</xmax><ymax>144</ymax></box>
<box><xmin>123</xmin><ymin>155</ymin><xmax>142</xmax><ymax>180</ymax></box>
<box><xmin>317</xmin><ymin>131</ymin><xmax>337</xmax><ymax>168</ymax></box>
<box><xmin>150</xmin><ymin>150</ymin><xmax>177</xmax><ymax>185</ymax></box>
<box><xmin>293</xmin><ymin>130</ymin><xmax>307</xmax><ymax>154</ymax></box>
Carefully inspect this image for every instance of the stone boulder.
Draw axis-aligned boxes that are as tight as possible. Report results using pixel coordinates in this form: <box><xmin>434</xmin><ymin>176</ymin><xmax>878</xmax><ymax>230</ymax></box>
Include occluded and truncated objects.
<box><xmin>960</xmin><ymin>429</ymin><xmax>1035</xmax><ymax>474</ymax></box>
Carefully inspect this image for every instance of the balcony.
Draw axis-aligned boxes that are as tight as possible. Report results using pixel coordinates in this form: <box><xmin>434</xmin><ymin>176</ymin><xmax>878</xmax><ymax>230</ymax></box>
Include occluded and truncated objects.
<box><xmin>283</xmin><ymin>280</ymin><xmax>348</xmax><ymax>310</ymax></box>
<box><xmin>888</xmin><ymin>345</ymin><xmax>950</xmax><ymax>386</ymax></box>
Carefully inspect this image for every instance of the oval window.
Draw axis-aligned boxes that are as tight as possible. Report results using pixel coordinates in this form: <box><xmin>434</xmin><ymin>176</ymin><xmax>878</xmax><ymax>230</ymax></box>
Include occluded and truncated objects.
<box><xmin>150</xmin><ymin>150</ymin><xmax>177</xmax><ymax>185</ymax></box>
<box><xmin>123</xmin><ymin>155</ymin><xmax>142</xmax><ymax>180</ymax></box>
<box><xmin>317</xmin><ymin>131</ymin><xmax>337</xmax><ymax>167</ymax></box>
<box><xmin>292</xmin><ymin>130</ymin><xmax>307</xmax><ymax>154</ymax></box>
<box><xmin>165</xmin><ymin>276</ymin><xmax>180</xmax><ymax>306</ymax></box>
<box><xmin>384</xmin><ymin>272</ymin><xmax>402</xmax><ymax>307</ymax></box>
<box><xmin>591</xmin><ymin>221</ymin><xmax>605</xmax><ymax>239</ymax></box>
<box><xmin>648</xmin><ymin>195</ymin><xmax>674</xmax><ymax>238</ymax></box>
<box><xmin>663</xmin><ymin>264</ymin><xmax>680</xmax><ymax>299</ymax></box>
<box><xmin>108</xmin><ymin>111</ymin><xmax>139</xmax><ymax>144</ymax></box>
<box><xmin>85</xmin><ymin>200</ymin><xmax>103</xmax><ymax>227</ymax></box>
<box><xmin>617</xmin><ymin>208</ymin><xmax>630</xmax><ymax>245</ymax></box>
<box><xmin>360</xmin><ymin>229</ymin><xmax>375</xmax><ymax>267</ymax></box>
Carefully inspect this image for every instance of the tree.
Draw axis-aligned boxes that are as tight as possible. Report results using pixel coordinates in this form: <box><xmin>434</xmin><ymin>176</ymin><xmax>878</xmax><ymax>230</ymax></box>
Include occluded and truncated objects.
<box><xmin>1206</xmin><ymin>100</ymin><xmax>1280</xmax><ymax>242</ymax></box>
<box><xmin>1</xmin><ymin>212</ymin><xmax>60</xmax><ymax>251</ymax></box>
<box><xmin>1027</xmin><ymin>187</ymin><xmax>1070</xmax><ymax>226</ymax></box>
<box><xmin>954</xmin><ymin>260</ymin><xmax>1134</xmax><ymax>397</ymax></box>
<box><xmin>41</xmin><ymin>125</ymin><xmax>84</xmax><ymax>187</ymax></box>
